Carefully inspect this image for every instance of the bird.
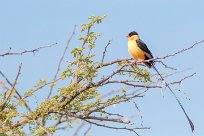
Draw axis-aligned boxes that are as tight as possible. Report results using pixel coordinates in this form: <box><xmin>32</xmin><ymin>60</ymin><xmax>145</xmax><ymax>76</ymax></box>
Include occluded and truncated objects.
<box><xmin>127</xmin><ymin>31</ymin><xmax>154</xmax><ymax>68</ymax></box>
<box><xmin>127</xmin><ymin>31</ymin><xmax>194</xmax><ymax>132</ymax></box>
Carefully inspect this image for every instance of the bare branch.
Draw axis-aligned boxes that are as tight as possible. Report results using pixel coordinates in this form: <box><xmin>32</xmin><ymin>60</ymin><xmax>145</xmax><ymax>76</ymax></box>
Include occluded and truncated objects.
<box><xmin>99</xmin><ymin>68</ymin><xmax>194</xmax><ymax>101</ymax></box>
<box><xmin>0</xmin><ymin>43</ymin><xmax>58</xmax><ymax>57</ymax></box>
<box><xmin>22</xmin><ymin>79</ymin><xmax>60</xmax><ymax>100</ymax></box>
<box><xmin>84</xmin><ymin>119</ymin><xmax>150</xmax><ymax>136</ymax></box>
<box><xmin>83</xmin><ymin>124</ymin><xmax>92</xmax><ymax>136</ymax></box>
<box><xmin>146</xmin><ymin>40</ymin><xmax>204</xmax><ymax>62</ymax></box>
<box><xmin>100</xmin><ymin>110</ymin><xmax>124</xmax><ymax>118</ymax></box>
<box><xmin>0</xmin><ymin>69</ymin><xmax>32</xmax><ymax>112</ymax></box>
<box><xmin>95</xmin><ymin>65</ymin><xmax>127</xmax><ymax>86</ymax></box>
<box><xmin>102</xmin><ymin>80</ymin><xmax>162</xmax><ymax>88</ymax></box>
<box><xmin>0</xmin><ymin>63</ymin><xmax>22</xmax><ymax>112</ymax></box>
<box><xmin>101</xmin><ymin>40</ymin><xmax>112</xmax><ymax>63</ymax></box>
<box><xmin>83</xmin><ymin>116</ymin><xmax>130</xmax><ymax>124</ymax></box>
<box><xmin>133</xmin><ymin>102</ymin><xmax>144</xmax><ymax>127</ymax></box>
<box><xmin>155</xmin><ymin>61</ymin><xmax>177</xmax><ymax>70</ymax></box>
<box><xmin>168</xmin><ymin>73</ymin><xmax>196</xmax><ymax>86</ymax></box>
<box><xmin>48</xmin><ymin>25</ymin><xmax>76</xmax><ymax>99</ymax></box>
<box><xmin>73</xmin><ymin>121</ymin><xmax>86</xmax><ymax>136</ymax></box>
<box><xmin>96</xmin><ymin>58</ymin><xmax>132</xmax><ymax>69</ymax></box>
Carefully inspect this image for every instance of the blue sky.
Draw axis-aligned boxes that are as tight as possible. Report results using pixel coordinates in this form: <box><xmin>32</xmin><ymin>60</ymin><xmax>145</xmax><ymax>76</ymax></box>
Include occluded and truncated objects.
<box><xmin>0</xmin><ymin>0</ymin><xmax>204</xmax><ymax>136</ymax></box>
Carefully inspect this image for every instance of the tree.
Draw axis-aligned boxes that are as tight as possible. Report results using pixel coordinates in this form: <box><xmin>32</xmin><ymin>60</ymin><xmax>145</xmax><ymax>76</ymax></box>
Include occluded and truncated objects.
<box><xmin>0</xmin><ymin>16</ymin><xmax>203</xmax><ymax>135</ymax></box>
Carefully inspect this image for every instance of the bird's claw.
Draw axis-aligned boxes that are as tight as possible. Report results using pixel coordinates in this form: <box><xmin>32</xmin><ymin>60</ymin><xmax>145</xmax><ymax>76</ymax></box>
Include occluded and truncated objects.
<box><xmin>138</xmin><ymin>59</ymin><xmax>145</xmax><ymax>63</ymax></box>
<box><xmin>131</xmin><ymin>61</ymin><xmax>137</xmax><ymax>66</ymax></box>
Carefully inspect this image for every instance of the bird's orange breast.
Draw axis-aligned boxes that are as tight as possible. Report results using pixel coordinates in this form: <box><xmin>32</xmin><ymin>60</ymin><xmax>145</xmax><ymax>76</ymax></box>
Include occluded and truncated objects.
<box><xmin>128</xmin><ymin>40</ymin><xmax>145</xmax><ymax>61</ymax></box>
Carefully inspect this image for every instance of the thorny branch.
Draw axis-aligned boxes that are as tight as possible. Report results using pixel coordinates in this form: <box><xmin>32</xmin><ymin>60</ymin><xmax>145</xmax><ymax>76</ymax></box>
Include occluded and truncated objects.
<box><xmin>0</xmin><ymin>43</ymin><xmax>58</xmax><ymax>57</ymax></box>
<box><xmin>155</xmin><ymin>61</ymin><xmax>177</xmax><ymax>70</ymax></box>
<box><xmin>0</xmin><ymin>70</ymin><xmax>32</xmax><ymax>112</ymax></box>
<box><xmin>102</xmin><ymin>80</ymin><xmax>162</xmax><ymax>88</ymax></box>
<box><xmin>146</xmin><ymin>39</ymin><xmax>204</xmax><ymax>62</ymax></box>
<box><xmin>84</xmin><ymin>119</ymin><xmax>150</xmax><ymax>136</ymax></box>
<box><xmin>0</xmin><ymin>64</ymin><xmax>22</xmax><ymax>112</ymax></box>
<box><xmin>101</xmin><ymin>40</ymin><xmax>112</xmax><ymax>63</ymax></box>
<box><xmin>168</xmin><ymin>73</ymin><xmax>196</xmax><ymax>86</ymax></box>
<box><xmin>133</xmin><ymin>102</ymin><xmax>144</xmax><ymax>127</ymax></box>
<box><xmin>83</xmin><ymin>116</ymin><xmax>130</xmax><ymax>124</ymax></box>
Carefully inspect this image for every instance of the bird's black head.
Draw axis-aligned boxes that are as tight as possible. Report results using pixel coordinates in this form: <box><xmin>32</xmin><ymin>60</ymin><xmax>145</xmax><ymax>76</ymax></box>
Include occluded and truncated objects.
<box><xmin>128</xmin><ymin>31</ymin><xmax>138</xmax><ymax>37</ymax></box>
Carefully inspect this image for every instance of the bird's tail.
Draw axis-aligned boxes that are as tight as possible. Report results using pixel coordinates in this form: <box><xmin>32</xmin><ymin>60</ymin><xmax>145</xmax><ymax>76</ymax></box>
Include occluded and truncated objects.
<box><xmin>144</xmin><ymin>56</ymin><xmax>154</xmax><ymax>68</ymax></box>
<box><xmin>144</xmin><ymin>62</ymin><xmax>152</xmax><ymax>68</ymax></box>
<box><xmin>152</xmin><ymin>64</ymin><xmax>194</xmax><ymax>132</ymax></box>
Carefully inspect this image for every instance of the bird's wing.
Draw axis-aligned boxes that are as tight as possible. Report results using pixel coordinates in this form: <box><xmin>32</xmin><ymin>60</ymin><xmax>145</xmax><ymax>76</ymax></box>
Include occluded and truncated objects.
<box><xmin>136</xmin><ymin>39</ymin><xmax>153</xmax><ymax>59</ymax></box>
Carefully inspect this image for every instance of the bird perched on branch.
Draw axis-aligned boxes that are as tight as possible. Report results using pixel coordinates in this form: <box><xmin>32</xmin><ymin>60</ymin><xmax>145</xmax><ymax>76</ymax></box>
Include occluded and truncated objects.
<box><xmin>127</xmin><ymin>31</ymin><xmax>154</xmax><ymax>68</ymax></box>
<box><xmin>126</xmin><ymin>31</ymin><xmax>194</xmax><ymax>132</ymax></box>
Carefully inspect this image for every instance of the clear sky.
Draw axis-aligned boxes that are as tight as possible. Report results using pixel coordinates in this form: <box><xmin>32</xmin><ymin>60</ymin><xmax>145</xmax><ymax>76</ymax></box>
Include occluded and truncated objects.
<box><xmin>0</xmin><ymin>0</ymin><xmax>204</xmax><ymax>136</ymax></box>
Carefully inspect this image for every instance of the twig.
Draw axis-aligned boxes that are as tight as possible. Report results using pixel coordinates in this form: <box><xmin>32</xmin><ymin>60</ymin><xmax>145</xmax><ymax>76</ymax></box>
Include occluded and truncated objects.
<box><xmin>95</xmin><ymin>65</ymin><xmax>127</xmax><ymax>86</ymax></box>
<box><xmin>6</xmin><ymin>64</ymin><xmax>22</xmax><ymax>102</ymax></box>
<box><xmin>73</xmin><ymin>121</ymin><xmax>86</xmax><ymax>136</ymax></box>
<box><xmin>168</xmin><ymin>73</ymin><xmax>196</xmax><ymax>85</ymax></box>
<box><xmin>47</xmin><ymin>25</ymin><xmax>76</xmax><ymax>99</ymax></box>
<box><xmin>99</xmin><ymin>68</ymin><xmax>194</xmax><ymax>100</ymax></box>
<box><xmin>102</xmin><ymin>80</ymin><xmax>162</xmax><ymax>88</ymax></box>
<box><xmin>83</xmin><ymin>124</ymin><xmax>92</xmax><ymax>136</ymax></box>
<box><xmin>83</xmin><ymin>116</ymin><xmax>130</xmax><ymax>124</ymax></box>
<box><xmin>84</xmin><ymin>119</ymin><xmax>150</xmax><ymax>136</ymax></box>
<box><xmin>0</xmin><ymin>63</ymin><xmax>22</xmax><ymax>112</ymax></box>
<box><xmin>155</xmin><ymin>61</ymin><xmax>177</xmax><ymax>70</ymax></box>
<box><xmin>96</xmin><ymin>58</ymin><xmax>132</xmax><ymax>69</ymax></box>
<box><xmin>61</xmin><ymin>65</ymin><xmax>127</xmax><ymax>107</ymax></box>
<box><xmin>0</xmin><ymin>69</ymin><xmax>32</xmax><ymax>112</ymax></box>
<box><xmin>133</xmin><ymin>102</ymin><xmax>143</xmax><ymax>127</ymax></box>
<box><xmin>101</xmin><ymin>111</ymin><xmax>124</xmax><ymax>118</ymax></box>
<box><xmin>22</xmin><ymin>78</ymin><xmax>60</xmax><ymax>100</ymax></box>
<box><xmin>101</xmin><ymin>40</ymin><xmax>112</xmax><ymax>63</ymax></box>
<box><xmin>146</xmin><ymin>40</ymin><xmax>204</xmax><ymax>62</ymax></box>
<box><xmin>0</xmin><ymin>43</ymin><xmax>58</xmax><ymax>57</ymax></box>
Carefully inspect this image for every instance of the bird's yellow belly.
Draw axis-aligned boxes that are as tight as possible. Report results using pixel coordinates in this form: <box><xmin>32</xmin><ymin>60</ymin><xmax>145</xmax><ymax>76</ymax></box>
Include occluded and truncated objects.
<box><xmin>128</xmin><ymin>42</ymin><xmax>145</xmax><ymax>61</ymax></box>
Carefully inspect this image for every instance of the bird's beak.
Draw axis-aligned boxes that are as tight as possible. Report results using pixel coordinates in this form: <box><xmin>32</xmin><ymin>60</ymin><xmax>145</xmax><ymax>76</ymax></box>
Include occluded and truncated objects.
<box><xmin>125</xmin><ymin>35</ymin><xmax>129</xmax><ymax>38</ymax></box>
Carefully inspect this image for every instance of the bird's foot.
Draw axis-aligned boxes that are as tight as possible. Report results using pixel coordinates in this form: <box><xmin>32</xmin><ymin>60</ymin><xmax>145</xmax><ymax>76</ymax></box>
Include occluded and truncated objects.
<box><xmin>138</xmin><ymin>59</ymin><xmax>145</xmax><ymax>63</ymax></box>
<box><xmin>131</xmin><ymin>61</ymin><xmax>137</xmax><ymax>66</ymax></box>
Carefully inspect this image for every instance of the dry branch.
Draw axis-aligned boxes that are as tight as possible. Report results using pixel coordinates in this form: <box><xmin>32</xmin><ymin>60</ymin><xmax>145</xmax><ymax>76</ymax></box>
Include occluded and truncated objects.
<box><xmin>147</xmin><ymin>40</ymin><xmax>204</xmax><ymax>62</ymax></box>
<box><xmin>0</xmin><ymin>64</ymin><xmax>22</xmax><ymax>112</ymax></box>
<box><xmin>0</xmin><ymin>69</ymin><xmax>32</xmax><ymax>112</ymax></box>
<box><xmin>0</xmin><ymin>43</ymin><xmax>58</xmax><ymax>57</ymax></box>
<box><xmin>101</xmin><ymin>40</ymin><xmax>112</xmax><ymax>63</ymax></box>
